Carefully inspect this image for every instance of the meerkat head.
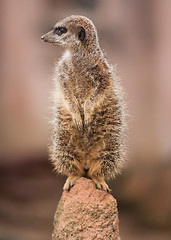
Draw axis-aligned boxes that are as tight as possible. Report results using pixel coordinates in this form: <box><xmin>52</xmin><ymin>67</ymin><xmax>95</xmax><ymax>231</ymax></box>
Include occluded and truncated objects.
<box><xmin>41</xmin><ymin>15</ymin><xmax>99</xmax><ymax>52</ymax></box>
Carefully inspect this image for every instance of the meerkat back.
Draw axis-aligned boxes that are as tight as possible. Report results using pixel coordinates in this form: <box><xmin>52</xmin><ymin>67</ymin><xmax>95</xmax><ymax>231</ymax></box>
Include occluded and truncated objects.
<box><xmin>41</xmin><ymin>15</ymin><xmax>126</xmax><ymax>192</ymax></box>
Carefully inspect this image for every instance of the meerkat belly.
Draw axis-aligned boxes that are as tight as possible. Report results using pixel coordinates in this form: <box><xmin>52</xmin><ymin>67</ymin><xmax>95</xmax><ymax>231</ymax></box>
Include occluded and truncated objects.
<box><xmin>57</xmin><ymin>94</ymin><xmax>117</xmax><ymax>173</ymax></box>
<box><xmin>83</xmin><ymin>97</ymin><xmax>118</xmax><ymax>167</ymax></box>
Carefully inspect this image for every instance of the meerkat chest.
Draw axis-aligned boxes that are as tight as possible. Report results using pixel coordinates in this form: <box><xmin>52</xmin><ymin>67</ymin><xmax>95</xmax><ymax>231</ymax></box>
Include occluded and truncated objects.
<box><xmin>58</xmin><ymin>51</ymin><xmax>95</xmax><ymax>101</ymax></box>
<box><xmin>72</xmin><ymin>75</ymin><xmax>93</xmax><ymax>100</ymax></box>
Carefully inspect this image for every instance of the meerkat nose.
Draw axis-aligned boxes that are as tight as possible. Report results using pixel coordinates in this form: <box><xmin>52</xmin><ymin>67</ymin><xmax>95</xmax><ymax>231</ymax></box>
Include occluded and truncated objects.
<box><xmin>41</xmin><ymin>35</ymin><xmax>45</xmax><ymax>41</ymax></box>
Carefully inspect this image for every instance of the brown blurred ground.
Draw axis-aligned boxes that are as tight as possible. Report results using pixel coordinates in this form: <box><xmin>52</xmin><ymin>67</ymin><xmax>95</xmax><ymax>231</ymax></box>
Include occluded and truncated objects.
<box><xmin>0</xmin><ymin>0</ymin><xmax>171</xmax><ymax>239</ymax></box>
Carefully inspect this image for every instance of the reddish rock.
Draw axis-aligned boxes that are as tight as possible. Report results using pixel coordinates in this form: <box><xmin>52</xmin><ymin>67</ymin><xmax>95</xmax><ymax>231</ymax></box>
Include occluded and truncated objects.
<box><xmin>52</xmin><ymin>177</ymin><xmax>121</xmax><ymax>240</ymax></box>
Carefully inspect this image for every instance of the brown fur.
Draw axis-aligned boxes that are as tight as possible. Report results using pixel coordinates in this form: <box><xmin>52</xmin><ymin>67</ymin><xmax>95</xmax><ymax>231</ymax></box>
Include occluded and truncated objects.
<box><xmin>42</xmin><ymin>15</ymin><xmax>126</xmax><ymax>192</ymax></box>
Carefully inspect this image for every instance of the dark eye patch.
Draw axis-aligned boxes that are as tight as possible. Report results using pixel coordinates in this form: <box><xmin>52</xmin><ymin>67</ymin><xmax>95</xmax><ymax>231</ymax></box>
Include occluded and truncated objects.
<box><xmin>54</xmin><ymin>27</ymin><xmax>67</xmax><ymax>36</ymax></box>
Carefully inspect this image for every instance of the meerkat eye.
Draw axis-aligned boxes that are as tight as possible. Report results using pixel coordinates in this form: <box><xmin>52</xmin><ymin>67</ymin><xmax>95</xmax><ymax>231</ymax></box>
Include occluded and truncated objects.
<box><xmin>54</xmin><ymin>27</ymin><xmax>67</xmax><ymax>36</ymax></box>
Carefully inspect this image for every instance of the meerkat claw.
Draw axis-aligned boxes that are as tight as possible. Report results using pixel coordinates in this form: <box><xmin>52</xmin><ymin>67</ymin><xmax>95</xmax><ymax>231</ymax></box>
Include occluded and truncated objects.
<box><xmin>92</xmin><ymin>177</ymin><xmax>111</xmax><ymax>192</ymax></box>
<box><xmin>63</xmin><ymin>176</ymin><xmax>80</xmax><ymax>191</ymax></box>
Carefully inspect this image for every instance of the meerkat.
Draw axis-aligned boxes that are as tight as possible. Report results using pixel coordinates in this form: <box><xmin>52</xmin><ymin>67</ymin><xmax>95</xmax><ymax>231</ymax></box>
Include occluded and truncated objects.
<box><xmin>41</xmin><ymin>15</ymin><xmax>126</xmax><ymax>192</ymax></box>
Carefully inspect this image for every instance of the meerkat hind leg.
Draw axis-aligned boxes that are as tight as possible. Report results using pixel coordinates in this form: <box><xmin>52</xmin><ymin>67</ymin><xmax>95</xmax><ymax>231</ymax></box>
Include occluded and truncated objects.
<box><xmin>87</xmin><ymin>161</ymin><xmax>111</xmax><ymax>192</ymax></box>
<box><xmin>91</xmin><ymin>176</ymin><xmax>111</xmax><ymax>192</ymax></box>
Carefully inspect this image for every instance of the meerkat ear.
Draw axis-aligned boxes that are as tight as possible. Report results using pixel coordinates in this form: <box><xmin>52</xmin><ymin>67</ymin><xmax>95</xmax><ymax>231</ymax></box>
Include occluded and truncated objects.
<box><xmin>78</xmin><ymin>27</ymin><xmax>86</xmax><ymax>41</ymax></box>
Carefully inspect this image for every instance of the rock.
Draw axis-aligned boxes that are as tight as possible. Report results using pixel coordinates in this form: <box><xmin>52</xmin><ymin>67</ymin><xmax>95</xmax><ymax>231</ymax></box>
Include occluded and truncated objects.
<box><xmin>52</xmin><ymin>177</ymin><xmax>121</xmax><ymax>240</ymax></box>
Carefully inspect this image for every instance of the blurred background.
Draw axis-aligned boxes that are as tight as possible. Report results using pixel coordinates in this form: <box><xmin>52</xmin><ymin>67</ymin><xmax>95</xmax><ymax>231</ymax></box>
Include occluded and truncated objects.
<box><xmin>0</xmin><ymin>0</ymin><xmax>171</xmax><ymax>239</ymax></box>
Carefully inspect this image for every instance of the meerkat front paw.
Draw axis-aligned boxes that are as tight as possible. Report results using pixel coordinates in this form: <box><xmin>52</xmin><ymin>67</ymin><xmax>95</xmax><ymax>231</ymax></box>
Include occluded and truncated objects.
<box><xmin>84</xmin><ymin>102</ymin><xmax>92</xmax><ymax>124</ymax></box>
<box><xmin>84</xmin><ymin>111</ymin><xmax>92</xmax><ymax>128</ymax></box>
<box><xmin>84</xmin><ymin>114</ymin><xmax>91</xmax><ymax>126</ymax></box>
<box><xmin>72</xmin><ymin>114</ymin><xmax>83</xmax><ymax>129</ymax></box>
<box><xmin>91</xmin><ymin>177</ymin><xmax>111</xmax><ymax>193</ymax></box>
<box><xmin>74</xmin><ymin>119</ymin><xmax>83</xmax><ymax>129</ymax></box>
<box><xmin>63</xmin><ymin>175</ymin><xmax>80</xmax><ymax>191</ymax></box>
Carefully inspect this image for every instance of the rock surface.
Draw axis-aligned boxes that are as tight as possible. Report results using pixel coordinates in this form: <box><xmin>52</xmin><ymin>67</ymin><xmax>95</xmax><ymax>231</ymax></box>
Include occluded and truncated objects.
<box><xmin>52</xmin><ymin>177</ymin><xmax>120</xmax><ymax>240</ymax></box>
